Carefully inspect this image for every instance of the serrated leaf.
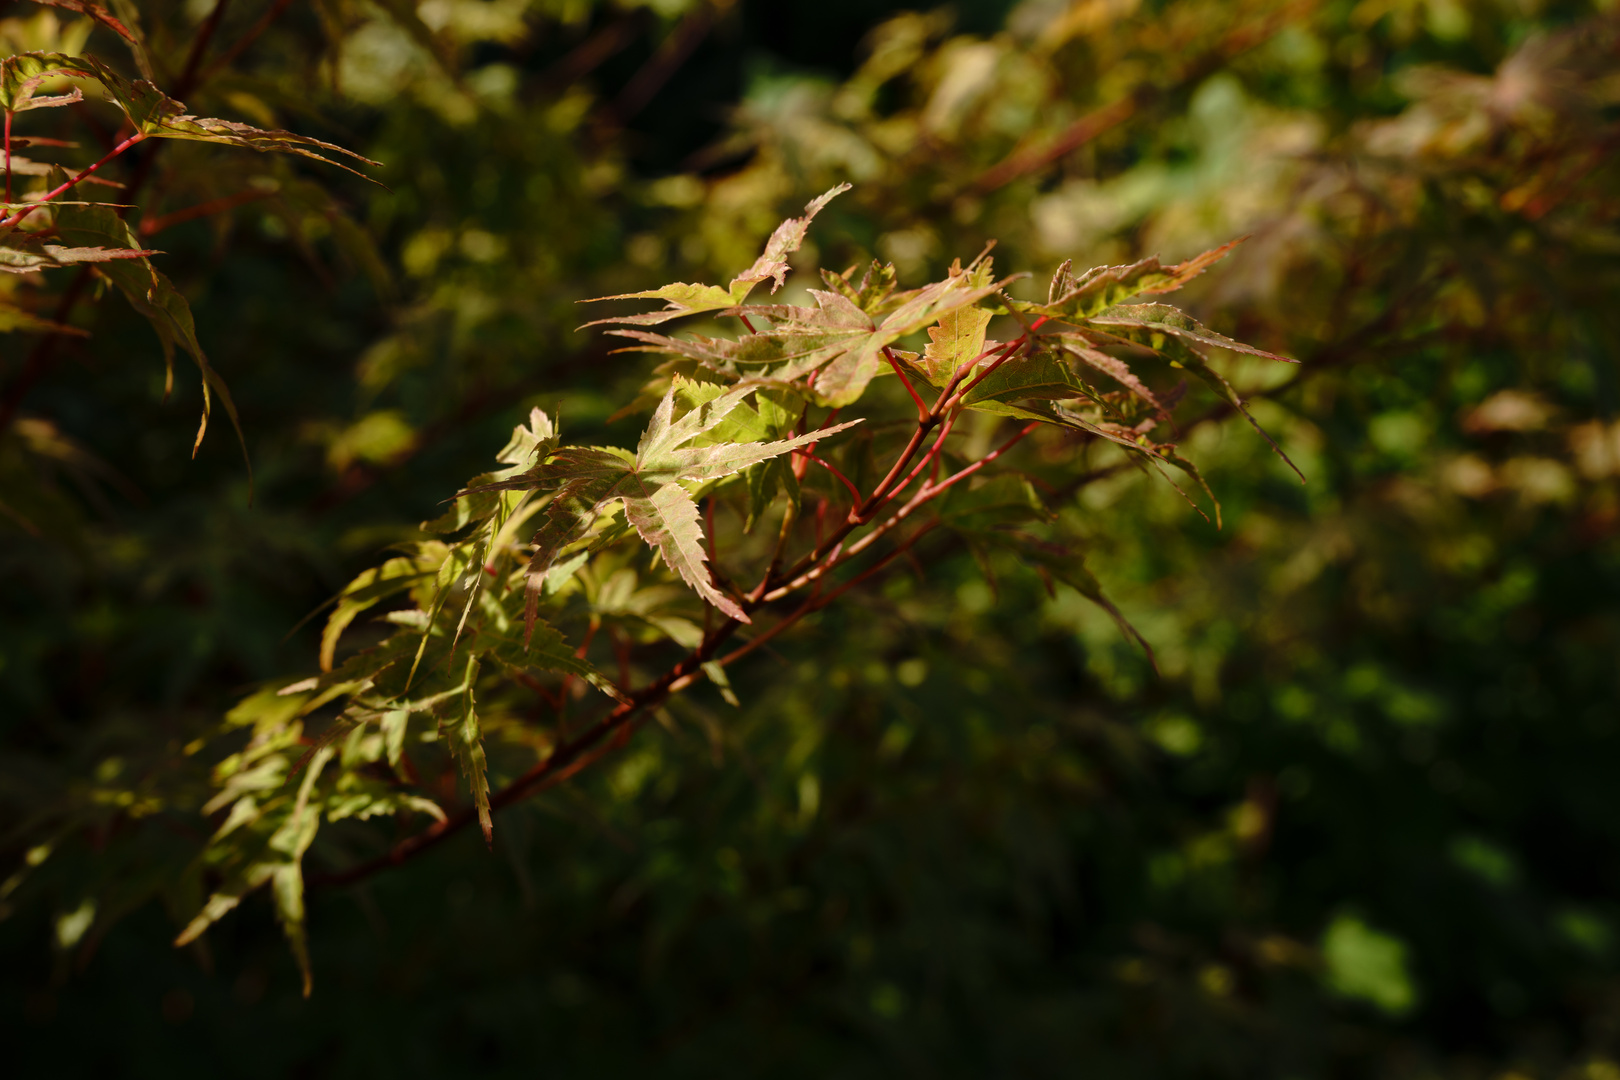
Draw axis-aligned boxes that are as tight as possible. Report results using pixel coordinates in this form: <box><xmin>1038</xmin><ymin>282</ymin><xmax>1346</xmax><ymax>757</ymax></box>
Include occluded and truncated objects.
<box><xmin>583</xmin><ymin>281</ymin><xmax>737</xmax><ymax>328</ymax></box>
<box><xmin>1089</xmin><ymin>303</ymin><xmax>1296</xmax><ymax>364</ymax></box>
<box><xmin>961</xmin><ymin>345</ymin><xmax>1084</xmax><ymax>408</ymax></box>
<box><xmin>319</xmin><ymin>556</ymin><xmax>434</xmax><ymax>672</ymax></box>
<box><xmin>745</xmin><ymin>270</ymin><xmax>1014</xmax><ymax>407</ymax></box>
<box><xmin>820</xmin><ymin>260</ymin><xmax>899</xmax><ymax>316</ymax></box>
<box><xmin>0</xmin><ymin>52</ymin><xmax>94</xmax><ymax>112</ymax></box>
<box><xmin>468</xmin><ymin>384</ymin><xmax>857</xmax><ymax>627</ymax></box>
<box><xmin>1089</xmin><ymin>304</ymin><xmax>1303</xmax><ymax>482</ymax></box>
<box><xmin>175</xmin><ymin>746</ymin><xmax>333</xmax><ymax>995</ymax></box>
<box><xmin>1020</xmin><ymin>238</ymin><xmax>1246</xmax><ymax>323</ymax></box>
<box><xmin>584</xmin><ymin>184</ymin><xmax>849</xmax><ymax>328</ymax></box>
<box><xmin>728</xmin><ymin>183</ymin><xmax>849</xmax><ymax>300</ymax></box>
<box><xmin>622</xmin><ymin>478</ymin><xmax>743</xmax><ymax>619</ymax></box>
<box><xmin>1061</xmin><ymin>340</ymin><xmax>1172</xmax><ymax>423</ymax></box>
<box><xmin>920</xmin><ymin>304</ymin><xmax>992</xmax><ymax>387</ymax></box>
<box><xmin>0</xmin><ymin>233</ymin><xmax>158</xmax><ymax>273</ymax></box>
<box><xmin>77</xmin><ymin>56</ymin><xmax>381</xmax><ymax>181</ymax></box>
<box><xmin>52</xmin><ymin>202</ymin><xmax>251</xmax><ymax>481</ymax></box>
<box><xmin>444</xmin><ymin>657</ymin><xmax>492</xmax><ymax>846</ymax></box>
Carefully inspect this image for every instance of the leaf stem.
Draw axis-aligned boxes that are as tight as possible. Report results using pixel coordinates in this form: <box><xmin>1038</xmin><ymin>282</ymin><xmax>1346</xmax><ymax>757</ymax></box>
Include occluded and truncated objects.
<box><xmin>0</xmin><ymin>132</ymin><xmax>146</xmax><ymax>229</ymax></box>
<box><xmin>883</xmin><ymin>346</ymin><xmax>930</xmax><ymax>421</ymax></box>
<box><xmin>794</xmin><ymin>449</ymin><xmax>862</xmax><ymax>505</ymax></box>
<box><xmin>4</xmin><ymin>110</ymin><xmax>12</xmax><ymax>205</ymax></box>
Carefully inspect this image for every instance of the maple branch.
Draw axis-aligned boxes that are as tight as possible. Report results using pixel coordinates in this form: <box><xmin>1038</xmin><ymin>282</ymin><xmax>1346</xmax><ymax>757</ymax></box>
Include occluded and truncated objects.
<box><xmin>176</xmin><ymin>0</ymin><xmax>233</xmax><ymax>100</ymax></box>
<box><xmin>971</xmin><ymin>96</ymin><xmax>1137</xmax><ymax>195</ymax></box>
<box><xmin>605</xmin><ymin>2</ymin><xmax>721</xmax><ymax>125</ymax></box>
<box><xmin>139</xmin><ymin>188</ymin><xmax>272</xmax><ymax>237</ymax></box>
<box><xmin>926</xmin><ymin>421</ymin><xmax>1042</xmax><ymax>498</ymax></box>
<box><xmin>201</xmin><ymin>0</ymin><xmax>296</xmax><ymax>84</ymax></box>
<box><xmin>312</xmin><ymin>394</ymin><xmax>1032</xmax><ymax>888</ymax></box>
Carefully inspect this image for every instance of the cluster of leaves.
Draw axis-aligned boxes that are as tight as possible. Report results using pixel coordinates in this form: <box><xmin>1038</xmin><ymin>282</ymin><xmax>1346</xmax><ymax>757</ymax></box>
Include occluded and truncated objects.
<box><xmin>5</xmin><ymin>1</ymin><xmax>1620</xmax><ymax>1076</ymax></box>
<box><xmin>160</xmin><ymin>182</ymin><xmax>1294</xmax><ymax>992</ymax></box>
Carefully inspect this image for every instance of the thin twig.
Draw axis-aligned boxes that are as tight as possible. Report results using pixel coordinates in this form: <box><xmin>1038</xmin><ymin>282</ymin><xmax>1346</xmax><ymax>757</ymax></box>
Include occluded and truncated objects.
<box><xmin>0</xmin><ymin>132</ymin><xmax>146</xmax><ymax>228</ymax></box>
<box><xmin>175</xmin><ymin>0</ymin><xmax>233</xmax><ymax>100</ymax></box>
<box><xmin>200</xmin><ymin>0</ymin><xmax>296</xmax><ymax>84</ymax></box>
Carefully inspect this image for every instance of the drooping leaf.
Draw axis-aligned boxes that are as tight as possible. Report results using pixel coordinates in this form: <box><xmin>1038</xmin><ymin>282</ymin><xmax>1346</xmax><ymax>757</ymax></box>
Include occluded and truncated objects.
<box><xmin>960</xmin><ymin>342</ymin><xmax>1088</xmax><ymax>413</ymax></box>
<box><xmin>975</xmin><ymin>530</ymin><xmax>1156</xmax><ymax>670</ymax></box>
<box><xmin>1060</xmin><ymin>340</ymin><xmax>1173</xmax><ymax>423</ymax></box>
<box><xmin>1088</xmin><ymin>302</ymin><xmax>1296</xmax><ymax>364</ymax></box>
<box><xmin>52</xmin><ymin>202</ymin><xmax>251</xmax><ymax>479</ymax></box>
<box><xmin>1089</xmin><ymin>304</ymin><xmax>1303</xmax><ymax>482</ymax></box>
<box><xmin>444</xmin><ymin>657</ymin><xmax>492</xmax><ymax>846</ymax></box>
<box><xmin>174</xmin><ymin>744</ymin><xmax>334</xmax><ymax>998</ymax></box>
<box><xmin>77</xmin><ymin>56</ymin><xmax>381</xmax><ymax>180</ymax></box>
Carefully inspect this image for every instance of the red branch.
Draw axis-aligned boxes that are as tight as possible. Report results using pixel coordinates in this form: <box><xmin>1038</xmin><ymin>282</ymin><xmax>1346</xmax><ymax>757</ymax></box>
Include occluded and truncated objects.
<box><xmin>0</xmin><ymin>132</ymin><xmax>145</xmax><ymax>228</ymax></box>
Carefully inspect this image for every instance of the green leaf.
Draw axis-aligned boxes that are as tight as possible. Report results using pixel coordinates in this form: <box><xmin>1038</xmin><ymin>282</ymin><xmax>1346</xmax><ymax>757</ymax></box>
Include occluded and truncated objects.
<box><xmin>444</xmin><ymin>657</ymin><xmax>492</xmax><ymax>846</ymax></box>
<box><xmin>174</xmin><ymin>745</ymin><xmax>334</xmax><ymax>997</ymax></box>
<box><xmin>919</xmin><ymin>304</ymin><xmax>993</xmax><ymax>387</ymax></box>
<box><xmin>1020</xmin><ymin>238</ymin><xmax>1246</xmax><ymax>323</ymax></box>
<box><xmin>621</xmin><ymin>478</ymin><xmax>741</xmax><ymax>619</ymax></box>
<box><xmin>0</xmin><ymin>52</ymin><xmax>94</xmax><ymax>112</ymax></box>
<box><xmin>77</xmin><ymin>56</ymin><xmax>381</xmax><ymax>181</ymax></box>
<box><xmin>583</xmin><ymin>184</ymin><xmax>850</xmax><ymax>327</ymax></box>
<box><xmin>728</xmin><ymin>183</ymin><xmax>850</xmax><ymax>301</ymax></box>
<box><xmin>961</xmin><ymin>345</ymin><xmax>1085</xmax><ymax>409</ymax></box>
<box><xmin>1089</xmin><ymin>303</ymin><xmax>1303</xmax><ymax>482</ymax></box>
<box><xmin>1060</xmin><ymin>339</ymin><xmax>1172</xmax><ymax>423</ymax></box>
<box><xmin>583</xmin><ymin>281</ymin><xmax>738</xmax><ymax>328</ymax></box>
<box><xmin>819</xmin><ymin>260</ymin><xmax>899</xmax><ymax>317</ymax></box>
<box><xmin>319</xmin><ymin>556</ymin><xmax>434</xmax><ymax>672</ymax></box>
<box><xmin>976</xmin><ymin>531</ymin><xmax>1156</xmax><ymax>670</ymax></box>
<box><xmin>1088</xmin><ymin>302</ymin><xmax>1296</xmax><ymax>364</ymax></box>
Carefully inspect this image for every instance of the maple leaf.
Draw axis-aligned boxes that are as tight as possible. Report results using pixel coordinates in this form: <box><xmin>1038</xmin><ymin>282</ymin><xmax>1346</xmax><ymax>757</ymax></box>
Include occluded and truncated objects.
<box><xmin>1087</xmin><ymin>302</ymin><xmax>1304</xmax><ymax>482</ymax></box>
<box><xmin>744</xmin><ymin>258</ymin><xmax>1018</xmax><ymax>406</ymax></box>
<box><xmin>52</xmin><ymin>202</ymin><xmax>251</xmax><ymax>478</ymax></box>
<box><xmin>582</xmin><ymin>184</ymin><xmax>850</xmax><ymax>328</ymax></box>
<box><xmin>471</xmin><ymin>381</ymin><xmax>860</xmax><ymax>633</ymax></box>
<box><xmin>0</xmin><ymin>52</ymin><xmax>94</xmax><ymax>112</ymax></box>
<box><xmin>1017</xmin><ymin>238</ymin><xmax>1248</xmax><ymax>323</ymax></box>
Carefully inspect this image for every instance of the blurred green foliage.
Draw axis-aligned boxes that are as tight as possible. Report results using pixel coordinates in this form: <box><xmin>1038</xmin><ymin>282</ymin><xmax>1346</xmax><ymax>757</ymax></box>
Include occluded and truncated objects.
<box><xmin>3</xmin><ymin>0</ymin><xmax>1620</xmax><ymax>1076</ymax></box>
